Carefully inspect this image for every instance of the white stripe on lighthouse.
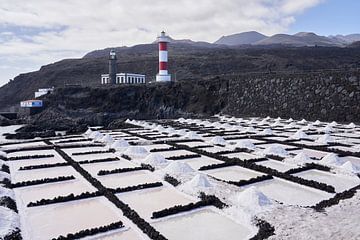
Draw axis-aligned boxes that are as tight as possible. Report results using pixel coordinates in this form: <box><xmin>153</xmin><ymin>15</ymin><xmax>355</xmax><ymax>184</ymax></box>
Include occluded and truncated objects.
<box><xmin>159</xmin><ymin>50</ymin><xmax>168</xmax><ymax>62</ymax></box>
<box><xmin>159</xmin><ymin>70</ymin><xmax>168</xmax><ymax>75</ymax></box>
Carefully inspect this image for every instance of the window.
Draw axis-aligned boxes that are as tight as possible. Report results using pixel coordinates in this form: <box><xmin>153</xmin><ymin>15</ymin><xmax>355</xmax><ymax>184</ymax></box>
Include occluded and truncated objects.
<box><xmin>102</xmin><ymin>77</ymin><xmax>108</xmax><ymax>84</ymax></box>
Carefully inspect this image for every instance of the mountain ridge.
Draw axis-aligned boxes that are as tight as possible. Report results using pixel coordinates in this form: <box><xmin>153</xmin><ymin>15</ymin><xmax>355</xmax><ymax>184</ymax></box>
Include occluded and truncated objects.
<box><xmin>214</xmin><ymin>31</ymin><xmax>268</xmax><ymax>46</ymax></box>
<box><xmin>1</xmin><ymin>42</ymin><xmax>360</xmax><ymax>111</ymax></box>
<box><xmin>1</xmin><ymin>30</ymin><xmax>360</xmax><ymax>111</ymax></box>
<box><xmin>214</xmin><ymin>31</ymin><xmax>357</xmax><ymax>47</ymax></box>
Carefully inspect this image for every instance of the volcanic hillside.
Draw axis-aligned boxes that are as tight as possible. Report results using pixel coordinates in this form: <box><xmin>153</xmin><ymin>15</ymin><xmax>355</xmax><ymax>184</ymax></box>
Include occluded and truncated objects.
<box><xmin>1</xmin><ymin>43</ymin><xmax>360</xmax><ymax>111</ymax></box>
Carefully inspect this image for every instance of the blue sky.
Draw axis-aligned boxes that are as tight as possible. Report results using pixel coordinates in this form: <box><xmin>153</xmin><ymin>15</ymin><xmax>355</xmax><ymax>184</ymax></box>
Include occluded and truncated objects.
<box><xmin>0</xmin><ymin>0</ymin><xmax>359</xmax><ymax>87</ymax></box>
<box><xmin>289</xmin><ymin>0</ymin><xmax>360</xmax><ymax>35</ymax></box>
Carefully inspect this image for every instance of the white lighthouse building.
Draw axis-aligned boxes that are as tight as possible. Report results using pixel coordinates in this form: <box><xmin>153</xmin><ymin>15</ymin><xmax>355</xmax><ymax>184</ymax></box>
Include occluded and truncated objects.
<box><xmin>156</xmin><ymin>31</ymin><xmax>171</xmax><ymax>82</ymax></box>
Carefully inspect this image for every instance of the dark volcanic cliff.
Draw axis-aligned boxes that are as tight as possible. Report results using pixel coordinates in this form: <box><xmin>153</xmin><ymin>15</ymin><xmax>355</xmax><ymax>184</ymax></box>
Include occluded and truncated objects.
<box><xmin>35</xmin><ymin>70</ymin><xmax>360</xmax><ymax>128</ymax></box>
<box><xmin>1</xmin><ymin>43</ymin><xmax>360</xmax><ymax>111</ymax></box>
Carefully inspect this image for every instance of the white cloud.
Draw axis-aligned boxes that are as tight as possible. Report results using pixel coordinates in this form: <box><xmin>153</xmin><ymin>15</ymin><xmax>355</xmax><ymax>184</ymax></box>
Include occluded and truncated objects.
<box><xmin>0</xmin><ymin>0</ymin><xmax>325</xmax><ymax>86</ymax></box>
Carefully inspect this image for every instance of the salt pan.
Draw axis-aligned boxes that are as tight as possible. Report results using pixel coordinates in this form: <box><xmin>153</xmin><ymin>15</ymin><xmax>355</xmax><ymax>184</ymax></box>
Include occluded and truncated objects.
<box><xmin>164</xmin><ymin>162</ymin><xmax>194</xmax><ymax>175</ymax></box>
<box><xmin>319</xmin><ymin>153</ymin><xmax>344</xmax><ymax>166</ymax></box>
<box><xmin>111</xmin><ymin>139</ymin><xmax>130</xmax><ymax>149</ymax></box>
<box><xmin>210</xmin><ymin>136</ymin><xmax>227</xmax><ymax>145</ymax></box>
<box><xmin>262</xmin><ymin>145</ymin><xmax>289</xmax><ymax>157</ymax></box>
<box><xmin>143</xmin><ymin>153</ymin><xmax>168</xmax><ymax>166</ymax></box>
<box><xmin>233</xmin><ymin>140</ymin><xmax>256</xmax><ymax>150</ymax></box>
<box><xmin>124</xmin><ymin>146</ymin><xmax>149</xmax><ymax>156</ymax></box>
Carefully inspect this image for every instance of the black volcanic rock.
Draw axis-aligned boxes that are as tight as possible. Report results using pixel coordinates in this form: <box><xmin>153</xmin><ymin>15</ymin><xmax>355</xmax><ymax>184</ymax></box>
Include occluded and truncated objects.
<box><xmin>0</xmin><ymin>115</ymin><xmax>11</xmax><ymax>126</ymax></box>
<box><xmin>348</xmin><ymin>41</ymin><xmax>360</xmax><ymax>48</ymax></box>
<box><xmin>1</xmin><ymin>42</ymin><xmax>360</xmax><ymax>111</ymax></box>
<box><xmin>21</xmin><ymin>70</ymin><xmax>359</xmax><ymax>134</ymax></box>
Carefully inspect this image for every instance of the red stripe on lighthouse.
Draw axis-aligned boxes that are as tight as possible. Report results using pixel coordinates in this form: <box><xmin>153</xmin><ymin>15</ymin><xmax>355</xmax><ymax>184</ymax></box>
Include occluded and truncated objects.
<box><xmin>159</xmin><ymin>62</ymin><xmax>167</xmax><ymax>70</ymax></box>
<box><xmin>159</xmin><ymin>42</ymin><xmax>167</xmax><ymax>51</ymax></box>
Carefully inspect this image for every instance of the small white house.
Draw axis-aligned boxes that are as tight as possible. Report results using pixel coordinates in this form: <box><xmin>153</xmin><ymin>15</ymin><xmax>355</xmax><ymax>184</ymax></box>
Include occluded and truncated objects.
<box><xmin>35</xmin><ymin>87</ymin><xmax>54</xmax><ymax>98</ymax></box>
<box><xmin>101</xmin><ymin>73</ymin><xmax>146</xmax><ymax>85</ymax></box>
<box><xmin>20</xmin><ymin>100</ymin><xmax>43</xmax><ymax>108</ymax></box>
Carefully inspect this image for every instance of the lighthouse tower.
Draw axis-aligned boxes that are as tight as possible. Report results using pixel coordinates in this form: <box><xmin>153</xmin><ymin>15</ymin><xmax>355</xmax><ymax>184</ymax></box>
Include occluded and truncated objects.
<box><xmin>109</xmin><ymin>49</ymin><xmax>117</xmax><ymax>84</ymax></box>
<box><xmin>156</xmin><ymin>31</ymin><xmax>171</xmax><ymax>82</ymax></box>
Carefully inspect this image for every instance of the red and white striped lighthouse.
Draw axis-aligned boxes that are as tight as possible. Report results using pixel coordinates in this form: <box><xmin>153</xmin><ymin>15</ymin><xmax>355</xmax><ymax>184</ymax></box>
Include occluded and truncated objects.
<box><xmin>156</xmin><ymin>31</ymin><xmax>171</xmax><ymax>82</ymax></box>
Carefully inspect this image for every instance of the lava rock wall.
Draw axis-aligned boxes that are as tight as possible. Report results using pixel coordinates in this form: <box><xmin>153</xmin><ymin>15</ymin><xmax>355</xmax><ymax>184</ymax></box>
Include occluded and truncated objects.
<box><xmin>225</xmin><ymin>71</ymin><xmax>360</xmax><ymax>122</ymax></box>
<box><xmin>38</xmin><ymin>71</ymin><xmax>360</xmax><ymax>125</ymax></box>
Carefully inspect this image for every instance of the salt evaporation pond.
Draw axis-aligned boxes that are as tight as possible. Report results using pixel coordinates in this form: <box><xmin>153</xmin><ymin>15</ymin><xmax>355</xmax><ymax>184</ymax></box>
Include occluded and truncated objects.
<box><xmin>2</xmin><ymin>116</ymin><xmax>359</xmax><ymax>240</ymax></box>
<box><xmin>22</xmin><ymin>197</ymin><xmax>124</xmax><ymax>240</ymax></box>
<box><xmin>15</xmin><ymin>178</ymin><xmax>96</xmax><ymax>204</ymax></box>
<box><xmin>7</xmin><ymin>149</ymin><xmax>57</xmax><ymax>158</ymax></box>
<box><xmin>152</xmin><ymin>208</ymin><xmax>255</xmax><ymax>240</ymax></box>
<box><xmin>178</xmin><ymin>141</ymin><xmax>214</xmax><ymax>148</ymax></box>
<box><xmin>230</xmin><ymin>139</ymin><xmax>265</xmax><ymax>145</ymax></box>
<box><xmin>248</xmin><ymin>178</ymin><xmax>333</xmax><ymax>206</ymax></box>
<box><xmin>290</xmin><ymin>148</ymin><xmax>329</xmax><ymax>159</ymax></box>
<box><xmin>1</xmin><ymin>141</ymin><xmax>47</xmax><ymax>151</ymax></box>
<box><xmin>7</xmin><ymin>150</ymin><xmax>65</xmax><ymax>170</ymax></box>
<box><xmin>11</xmin><ymin>166</ymin><xmax>79</xmax><ymax>183</ymax></box>
<box><xmin>205</xmin><ymin>166</ymin><xmax>264</xmax><ymax>182</ymax></box>
<box><xmin>50</xmin><ymin>137</ymin><xmax>86</xmax><ymax>144</ymax></box>
<box><xmin>140</xmin><ymin>144</ymin><xmax>173</xmax><ymax>152</ymax></box>
<box><xmin>182</xmin><ymin>156</ymin><xmax>222</xmax><ymax>170</ymax></box>
<box><xmin>256</xmin><ymin>160</ymin><xmax>295</xmax><ymax>172</ymax></box>
<box><xmin>84</xmin><ymin>228</ymin><xmax>142</xmax><ymax>240</ymax></box>
<box><xmin>223</xmin><ymin>152</ymin><xmax>261</xmax><ymax>160</ymax></box>
<box><xmin>340</xmin><ymin>156</ymin><xmax>360</xmax><ymax>166</ymax></box>
<box><xmin>157</xmin><ymin>149</ymin><xmax>197</xmax><ymax>158</ymax></box>
<box><xmin>8</xmin><ymin>157</ymin><xmax>66</xmax><ymax>172</ymax></box>
<box><xmin>71</xmin><ymin>152</ymin><xmax>118</xmax><ymax>162</ymax></box>
<box><xmin>200</xmin><ymin>146</ymin><xmax>229</xmax><ymax>154</ymax></box>
<box><xmin>62</xmin><ymin>147</ymin><xmax>108</xmax><ymax>155</ymax></box>
<box><xmin>291</xmin><ymin>140</ymin><xmax>324</xmax><ymax>146</ymax></box>
<box><xmin>117</xmin><ymin>187</ymin><xmax>194</xmax><ymax>220</ymax></box>
<box><xmin>97</xmin><ymin>170</ymin><xmax>159</xmax><ymax>189</ymax></box>
<box><xmin>256</xmin><ymin>143</ymin><xmax>298</xmax><ymax>151</ymax></box>
<box><xmin>81</xmin><ymin>160</ymin><xmax>137</xmax><ymax>176</ymax></box>
<box><xmin>294</xmin><ymin>170</ymin><xmax>360</xmax><ymax>192</ymax></box>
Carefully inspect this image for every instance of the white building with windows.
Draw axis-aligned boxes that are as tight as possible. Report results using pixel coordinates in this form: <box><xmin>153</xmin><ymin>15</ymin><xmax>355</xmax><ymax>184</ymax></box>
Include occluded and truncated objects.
<box><xmin>35</xmin><ymin>87</ymin><xmax>54</xmax><ymax>98</ymax></box>
<box><xmin>101</xmin><ymin>50</ymin><xmax>146</xmax><ymax>85</ymax></box>
<box><xmin>20</xmin><ymin>100</ymin><xmax>43</xmax><ymax>108</ymax></box>
<box><xmin>101</xmin><ymin>73</ymin><xmax>146</xmax><ymax>85</ymax></box>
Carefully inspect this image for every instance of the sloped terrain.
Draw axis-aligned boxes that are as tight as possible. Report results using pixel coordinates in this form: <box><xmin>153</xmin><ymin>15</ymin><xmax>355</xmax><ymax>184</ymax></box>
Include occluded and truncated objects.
<box><xmin>29</xmin><ymin>70</ymin><xmax>359</xmax><ymax>130</ymax></box>
<box><xmin>1</xmin><ymin>44</ymin><xmax>360</xmax><ymax>111</ymax></box>
<box><xmin>214</xmin><ymin>31</ymin><xmax>268</xmax><ymax>45</ymax></box>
